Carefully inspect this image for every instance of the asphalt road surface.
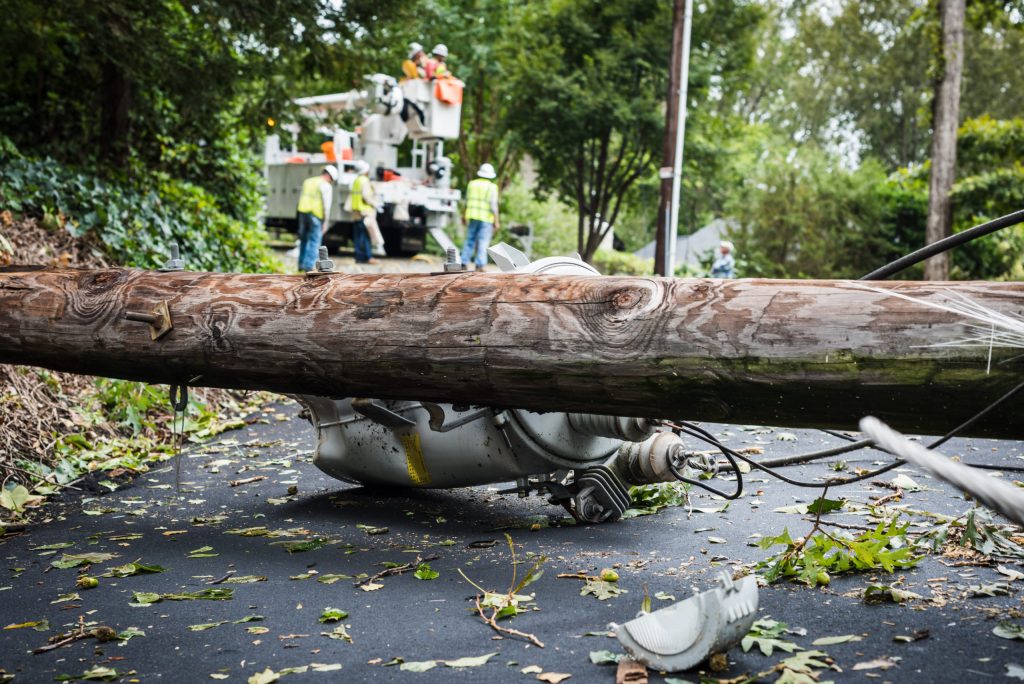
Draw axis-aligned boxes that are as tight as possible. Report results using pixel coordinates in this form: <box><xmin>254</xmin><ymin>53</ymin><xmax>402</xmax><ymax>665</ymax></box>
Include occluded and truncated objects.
<box><xmin>3</xmin><ymin>403</ymin><xmax>1024</xmax><ymax>683</ymax></box>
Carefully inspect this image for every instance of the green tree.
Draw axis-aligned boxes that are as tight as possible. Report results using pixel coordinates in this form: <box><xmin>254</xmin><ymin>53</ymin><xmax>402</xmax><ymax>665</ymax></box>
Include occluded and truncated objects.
<box><xmin>0</xmin><ymin>0</ymin><xmax>404</xmax><ymax>213</ymax></box>
<box><xmin>506</xmin><ymin>0</ymin><xmax>670</xmax><ymax>261</ymax></box>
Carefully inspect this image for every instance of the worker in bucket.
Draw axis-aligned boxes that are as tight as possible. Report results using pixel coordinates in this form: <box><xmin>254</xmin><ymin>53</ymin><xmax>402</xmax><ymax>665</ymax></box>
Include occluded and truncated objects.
<box><xmin>349</xmin><ymin>161</ymin><xmax>378</xmax><ymax>265</ymax></box>
<box><xmin>402</xmin><ymin>42</ymin><xmax>427</xmax><ymax>80</ymax></box>
<box><xmin>425</xmin><ymin>43</ymin><xmax>450</xmax><ymax>79</ymax></box>
<box><xmin>296</xmin><ymin>165</ymin><xmax>337</xmax><ymax>272</ymax></box>
<box><xmin>461</xmin><ymin>163</ymin><xmax>500</xmax><ymax>271</ymax></box>
<box><xmin>711</xmin><ymin>240</ymin><xmax>736</xmax><ymax>278</ymax></box>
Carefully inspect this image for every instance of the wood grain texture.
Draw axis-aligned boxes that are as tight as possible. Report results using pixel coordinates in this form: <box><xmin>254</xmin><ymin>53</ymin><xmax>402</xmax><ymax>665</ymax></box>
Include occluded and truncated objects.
<box><xmin>1</xmin><ymin>267</ymin><xmax>1022</xmax><ymax>437</ymax></box>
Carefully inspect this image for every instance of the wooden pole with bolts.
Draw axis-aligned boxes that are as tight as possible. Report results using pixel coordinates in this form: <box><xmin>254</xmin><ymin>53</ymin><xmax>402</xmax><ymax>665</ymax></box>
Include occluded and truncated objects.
<box><xmin>1</xmin><ymin>266</ymin><xmax>1022</xmax><ymax>437</ymax></box>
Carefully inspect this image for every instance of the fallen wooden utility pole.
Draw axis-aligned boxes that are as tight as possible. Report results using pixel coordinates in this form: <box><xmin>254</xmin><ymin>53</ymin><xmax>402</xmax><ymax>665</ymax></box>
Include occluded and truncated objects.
<box><xmin>1</xmin><ymin>266</ymin><xmax>1021</xmax><ymax>438</ymax></box>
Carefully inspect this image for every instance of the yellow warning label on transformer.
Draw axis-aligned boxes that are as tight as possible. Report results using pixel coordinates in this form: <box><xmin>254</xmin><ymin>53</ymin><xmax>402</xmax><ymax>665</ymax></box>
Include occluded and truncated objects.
<box><xmin>400</xmin><ymin>433</ymin><xmax>431</xmax><ymax>486</ymax></box>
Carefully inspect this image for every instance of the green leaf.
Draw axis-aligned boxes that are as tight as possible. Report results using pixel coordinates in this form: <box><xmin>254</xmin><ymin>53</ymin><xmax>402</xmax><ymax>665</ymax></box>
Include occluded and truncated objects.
<box><xmin>805</xmin><ymin>497</ymin><xmax>845</xmax><ymax>515</ymax></box>
<box><xmin>102</xmin><ymin>560</ymin><xmax>165</xmax><ymax>578</ymax></box>
<box><xmin>189</xmin><ymin>621</ymin><xmax>227</xmax><ymax>632</ymax></box>
<box><xmin>3</xmin><ymin>619</ymin><xmax>50</xmax><ymax>631</ymax></box>
<box><xmin>51</xmin><ymin>552</ymin><xmax>117</xmax><ymax>569</ymax></box>
<box><xmin>741</xmin><ymin>619</ymin><xmax>803</xmax><ymax>656</ymax></box>
<box><xmin>863</xmin><ymin>584</ymin><xmax>922</xmax><ymax>603</ymax></box>
<box><xmin>581</xmin><ymin>578</ymin><xmax>626</xmax><ymax>601</ymax></box>
<box><xmin>270</xmin><ymin>538</ymin><xmax>330</xmax><ymax>553</ymax></box>
<box><xmin>116</xmin><ymin>627</ymin><xmax>145</xmax><ymax>643</ymax></box>
<box><xmin>54</xmin><ymin>665</ymin><xmax>129</xmax><ymax>682</ymax></box>
<box><xmin>589</xmin><ymin>650</ymin><xmax>622</xmax><ymax>665</ymax></box>
<box><xmin>0</xmin><ymin>485</ymin><xmax>31</xmax><ymax>513</ymax></box>
<box><xmin>994</xmin><ymin>622</ymin><xmax>1024</xmax><ymax>640</ymax></box>
<box><xmin>319</xmin><ymin>608</ymin><xmax>348</xmax><ymax>623</ymax></box>
<box><xmin>414</xmin><ymin>563</ymin><xmax>439</xmax><ymax>580</ymax></box>
<box><xmin>131</xmin><ymin>588</ymin><xmax>232</xmax><ymax>606</ymax></box>
<box><xmin>232</xmin><ymin>615</ymin><xmax>263</xmax><ymax>624</ymax></box>
<box><xmin>316</xmin><ymin>573</ymin><xmax>351</xmax><ymax>584</ymax></box>
<box><xmin>223</xmin><ymin>575</ymin><xmax>266</xmax><ymax>584</ymax></box>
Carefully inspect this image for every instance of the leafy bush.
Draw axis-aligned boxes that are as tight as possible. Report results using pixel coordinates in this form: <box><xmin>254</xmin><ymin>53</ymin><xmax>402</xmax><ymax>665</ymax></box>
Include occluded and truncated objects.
<box><xmin>590</xmin><ymin>249</ymin><xmax>654</xmax><ymax>276</ymax></box>
<box><xmin>0</xmin><ymin>136</ymin><xmax>278</xmax><ymax>273</ymax></box>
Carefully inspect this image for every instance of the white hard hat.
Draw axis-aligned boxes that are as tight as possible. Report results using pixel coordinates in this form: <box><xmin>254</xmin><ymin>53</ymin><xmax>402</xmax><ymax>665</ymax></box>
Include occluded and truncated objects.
<box><xmin>408</xmin><ymin>42</ymin><xmax>424</xmax><ymax>59</ymax></box>
<box><xmin>322</xmin><ymin>165</ymin><xmax>338</xmax><ymax>181</ymax></box>
<box><xmin>720</xmin><ymin>240</ymin><xmax>734</xmax><ymax>251</ymax></box>
<box><xmin>354</xmin><ymin>160</ymin><xmax>370</xmax><ymax>175</ymax></box>
<box><xmin>432</xmin><ymin>43</ymin><xmax>448</xmax><ymax>58</ymax></box>
<box><xmin>477</xmin><ymin>162</ymin><xmax>496</xmax><ymax>179</ymax></box>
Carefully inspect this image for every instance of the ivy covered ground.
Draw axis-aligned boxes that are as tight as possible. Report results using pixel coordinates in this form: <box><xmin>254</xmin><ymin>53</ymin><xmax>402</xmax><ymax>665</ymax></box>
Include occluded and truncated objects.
<box><xmin>2</xmin><ymin>413</ymin><xmax>1023</xmax><ymax>683</ymax></box>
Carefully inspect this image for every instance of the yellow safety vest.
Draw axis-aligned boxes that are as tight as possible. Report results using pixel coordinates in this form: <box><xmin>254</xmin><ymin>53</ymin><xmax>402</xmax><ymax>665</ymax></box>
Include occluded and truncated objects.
<box><xmin>350</xmin><ymin>175</ymin><xmax>369</xmax><ymax>213</ymax></box>
<box><xmin>297</xmin><ymin>176</ymin><xmax>325</xmax><ymax>219</ymax></box>
<box><xmin>464</xmin><ymin>178</ymin><xmax>498</xmax><ymax>223</ymax></box>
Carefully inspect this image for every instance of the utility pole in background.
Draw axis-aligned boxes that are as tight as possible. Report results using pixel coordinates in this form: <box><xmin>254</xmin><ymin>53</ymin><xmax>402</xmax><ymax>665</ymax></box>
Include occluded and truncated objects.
<box><xmin>655</xmin><ymin>0</ymin><xmax>692</xmax><ymax>277</ymax></box>
<box><xmin>925</xmin><ymin>0</ymin><xmax>965</xmax><ymax>280</ymax></box>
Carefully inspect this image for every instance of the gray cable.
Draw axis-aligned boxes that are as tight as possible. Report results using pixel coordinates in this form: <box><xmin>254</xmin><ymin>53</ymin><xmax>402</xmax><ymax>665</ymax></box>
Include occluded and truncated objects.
<box><xmin>860</xmin><ymin>416</ymin><xmax>1024</xmax><ymax>527</ymax></box>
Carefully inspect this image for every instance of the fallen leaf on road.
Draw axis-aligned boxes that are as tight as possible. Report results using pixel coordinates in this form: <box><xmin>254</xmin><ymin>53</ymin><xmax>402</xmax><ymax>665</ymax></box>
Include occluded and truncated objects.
<box><xmin>414</xmin><ymin>563</ymin><xmax>439</xmax><ymax>580</ymax></box>
<box><xmin>229</xmin><ymin>476</ymin><xmax>266</xmax><ymax>487</ymax></box>
<box><xmin>994</xmin><ymin>622</ymin><xmax>1024</xmax><ymax>640</ymax></box>
<box><xmin>852</xmin><ymin>656</ymin><xmax>899</xmax><ymax>671</ymax></box>
<box><xmin>521</xmin><ymin>665</ymin><xmax>543</xmax><ymax>674</ymax></box>
<box><xmin>863</xmin><ymin>584</ymin><xmax>922</xmax><ymax>604</ymax></box>
<box><xmin>319</xmin><ymin>608</ymin><xmax>348</xmax><ymax>623</ymax></box>
<box><xmin>3</xmin><ymin>620</ymin><xmax>49</xmax><ymax>631</ymax></box>
<box><xmin>998</xmin><ymin>565</ymin><xmax>1024</xmax><ymax>581</ymax></box>
<box><xmin>537</xmin><ymin>674</ymin><xmax>571</xmax><ymax>683</ymax></box>
<box><xmin>223</xmin><ymin>575</ymin><xmax>266</xmax><ymax>584</ymax></box>
<box><xmin>442</xmin><ymin>652</ymin><xmax>498</xmax><ymax>668</ymax></box>
<box><xmin>51</xmin><ymin>552</ymin><xmax>117</xmax><ymax>569</ymax></box>
<box><xmin>247</xmin><ymin>668</ymin><xmax>279</xmax><ymax>684</ymax></box>
<box><xmin>1007</xmin><ymin>663</ymin><xmax>1024</xmax><ymax>680</ymax></box>
<box><xmin>590</xmin><ymin>650</ymin><xmax>622</xmax><ymax>665</ymax></box>
<box><xmin>400</xmin><ymin>661</ymin><xmax>437</xmax><ymax>672</ymax></box>
<box><xmin>102</xmin><ymin>560</ymin><xmax>165</xmax><ymax>577</ymax></box>
<box><xmin>812</xmin><ymin>635</ymin><xmax>862</xmax><ymax>646</ymax></box>
<box><xmin>891</xmin><ymin>474</ymin><xmax>924</xmax><ymax>492</ymax></box>
<box><xmin>321</xmin><ymin>625</ymin><xmax>352</xmax><ymax>643</ymax></box>
<box><xmin>893</xmin><ymin>629</ymin><xmax>929</xmax><ymax>643</ymax></box>
<box><xmin>360</xmin><ymin>582</ymin><xmax>383</xmax><ymax>592</ymax></box>
<box><xmin>581</xmin><ymin>578</ymin><xmax>626</xmax><ymax>601</ymax></box>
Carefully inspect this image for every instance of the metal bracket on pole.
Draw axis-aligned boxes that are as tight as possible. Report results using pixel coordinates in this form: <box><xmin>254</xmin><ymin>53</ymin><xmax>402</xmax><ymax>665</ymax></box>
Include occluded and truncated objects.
<box><xmin>125</xmin><ymin>301</ymin><xmax>174</xmax><ymax>340</ymax></box>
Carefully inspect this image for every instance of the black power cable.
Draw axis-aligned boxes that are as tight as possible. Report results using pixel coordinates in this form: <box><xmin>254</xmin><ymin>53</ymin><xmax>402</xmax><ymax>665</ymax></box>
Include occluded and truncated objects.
<box><xmin>861</xmin><ymin>208</ymin><xmax>1024</xmax><ymax>281</ymax></box>
<box><xmin>668</xmin><ymin>377</ymin><xmax>1024</xmax><ymax>492</ymax></box>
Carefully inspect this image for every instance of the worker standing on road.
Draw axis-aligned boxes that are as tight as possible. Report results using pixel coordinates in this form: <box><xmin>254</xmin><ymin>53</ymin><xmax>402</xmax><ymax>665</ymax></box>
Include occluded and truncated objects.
<box><xmin>402</xmin><ymin>42</ymin><xmax>427</xmax><ymax>80</ymax></box>
<box><xmin>425</xmin><ymin>44</ymin><xmax>450</xmax><ymax>79</ymax></box>
<box><xmin>296</xmin><ymin>165</ymin><xmax>337</xmax><ymax>272</ymax></box>
<box><xmin>350</xmin><ymin>161</ymin><xmax>378</xmax><ymax>265</ymax></box>
<box><xmin>461</xmin><ymin>163</ymin><xmax>500</xmax><ymax>271</ymax></box>
<box><xmin>711</xmin><ymin>240</ymin><xmax>736</xmax><ymax>278</ymax></box>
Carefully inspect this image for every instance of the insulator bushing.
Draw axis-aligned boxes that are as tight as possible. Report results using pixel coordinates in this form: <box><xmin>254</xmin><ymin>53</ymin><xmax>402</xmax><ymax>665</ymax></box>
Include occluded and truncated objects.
<box><xmin>618</xmin><ymin>432</ymin><xmax>685</xmax><ymax>484</ymax></box>
<box><xmin>567</xmin><ymin>413</ymin><xmax>657</xmax><ymax>442</ymax></box>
